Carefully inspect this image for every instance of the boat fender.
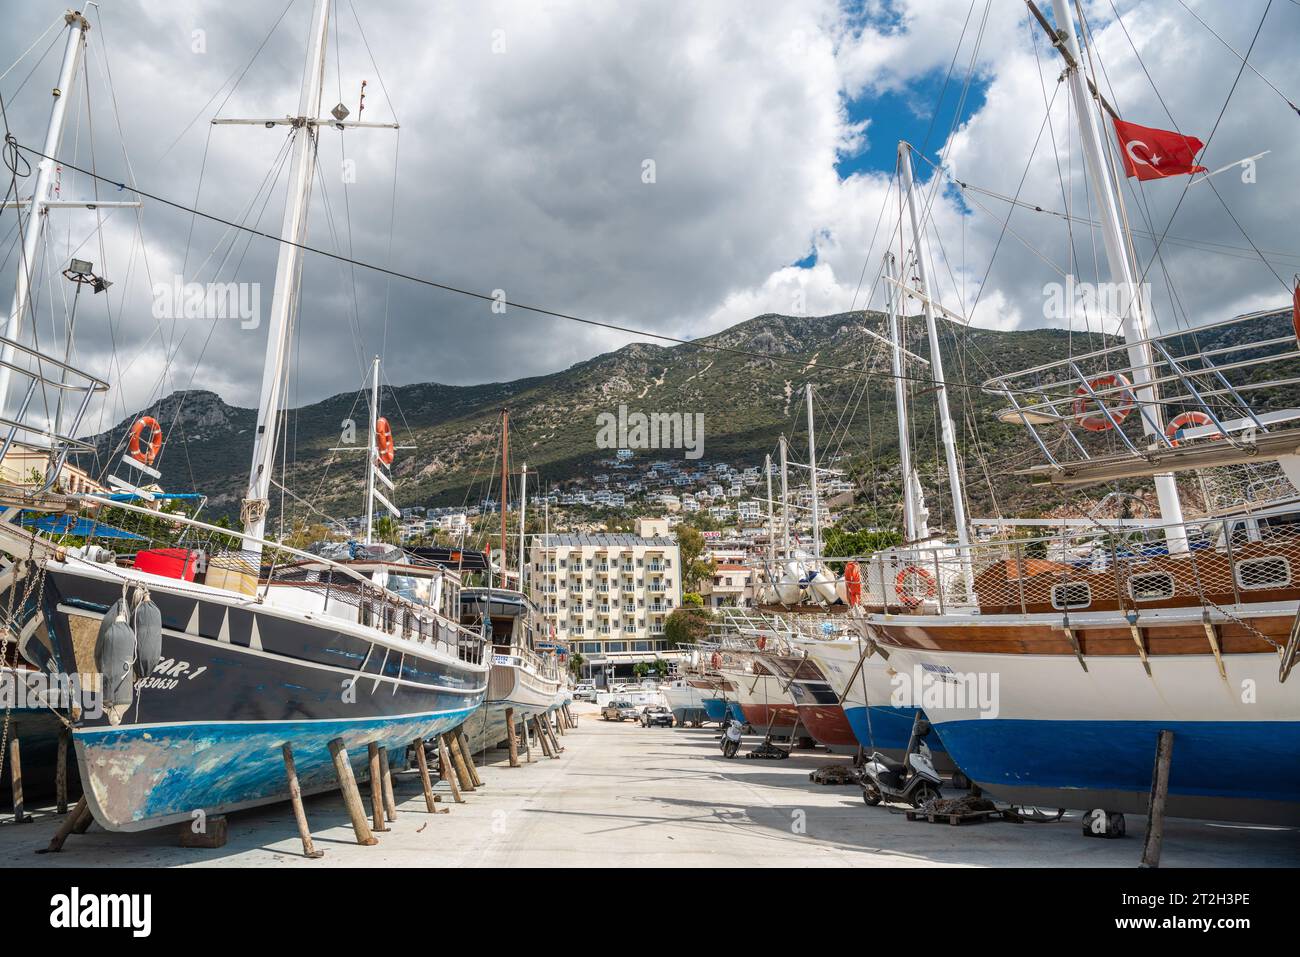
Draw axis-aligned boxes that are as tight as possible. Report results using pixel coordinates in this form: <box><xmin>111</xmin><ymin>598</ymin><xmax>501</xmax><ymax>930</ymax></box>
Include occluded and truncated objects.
<box><xmin>132</xmin><ymin>592</ymin><xmax>163</xmax><ymax>678</ymax></box>
<box><xmin>94</xmin><ymin>598</ymin><xmax>136</xmax><ymax>723</ymax></box>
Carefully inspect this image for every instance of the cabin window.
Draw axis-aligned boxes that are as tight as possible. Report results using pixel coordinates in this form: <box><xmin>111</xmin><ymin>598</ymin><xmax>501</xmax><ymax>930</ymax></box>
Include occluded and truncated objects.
<box><xmin>1050</xmin><ymin>582</ymin><xmax>1092</xmax><ymax>610</ymax></box>
<box><xmin>1129</xmin><ymin>572</ymin><xmax>1174</xmax><ymax>602</ymax></box>
<box><xmin>1236</xmin><ymin>556</ymin><xmax>1291</xmax><ymax>591</ymax></box>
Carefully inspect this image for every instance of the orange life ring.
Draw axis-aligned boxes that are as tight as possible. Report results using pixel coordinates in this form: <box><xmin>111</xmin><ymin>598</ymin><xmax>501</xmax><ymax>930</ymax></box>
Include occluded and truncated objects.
<box><xmin>1165</xmin><ymin>411</ymin><xmax>1220</xmax><ymax>447</ymax></box>
<box><xmin>128</xmin><ymin>416</ymin><xmax>164</xmax><ymax>466</ymax></box>
<box><xmin>895</xmin><ymin>565</ymin><xmax>936</xmax><ymax>608</ymax></box>
<box><xmin>710</xmin><ymin>652</ymin><xmax>721</xmax><ymax>670</ymax></box>
<box><xmin>375</xmin><ymin>416</ymin><xmax>395</xmax><ymax>466</ymax></box>
<box><xmin>844</xmin><ymin>561</ymin><xmax>862</xmax><ymax>605</ymax></box>
<box><xmin>1072</xmin><ymin>373</ymin><xmax>1135</xmax><ymax>432</ymax></box>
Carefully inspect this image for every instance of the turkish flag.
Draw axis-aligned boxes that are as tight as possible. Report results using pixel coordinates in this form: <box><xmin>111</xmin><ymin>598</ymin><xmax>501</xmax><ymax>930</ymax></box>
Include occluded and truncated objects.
<box><xmin>1112</xmin><ymin>118</ymin><xmax>1207</xmax><ymax>181</ymax></box>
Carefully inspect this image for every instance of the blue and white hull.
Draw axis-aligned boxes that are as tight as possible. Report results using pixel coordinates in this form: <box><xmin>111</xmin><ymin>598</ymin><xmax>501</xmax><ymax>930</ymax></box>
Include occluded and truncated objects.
<box><xmin>881</xmin><ymin>642</ymin><xmax>1300</xmax><ymax>825</ymax></box>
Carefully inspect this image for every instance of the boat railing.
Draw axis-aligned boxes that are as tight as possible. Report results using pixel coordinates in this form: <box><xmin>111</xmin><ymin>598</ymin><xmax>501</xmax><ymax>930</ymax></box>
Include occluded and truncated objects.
<box><xmin>870</xmin><ymin>511</ymin><xmax>1300</xmax><ymax>617</ymax></box>
<box><xmin>59</xmin><ymin>494</ymin><xmax>487</xmax><ymax>665</ymax></box>
<box><xmin>0</xmin><ymin>334</ymin><xmax>109</xmax><ymax>496</ymax></box>
<box><xmin>982</xmin><ymin>307</ymin><xmax>1300</xmax><ymax>473</ymax></box>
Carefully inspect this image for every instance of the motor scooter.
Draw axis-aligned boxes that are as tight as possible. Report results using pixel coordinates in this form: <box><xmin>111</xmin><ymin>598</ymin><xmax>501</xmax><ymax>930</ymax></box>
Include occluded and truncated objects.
<box><xmin>861</xmin><ymin>713</ymin><xmax>942</xmax><ymax>807</ymax></box>
<box><xmin>719</xmin><ymin>717</ymin><xmax>744</xmax><ymax>758</ymax></box>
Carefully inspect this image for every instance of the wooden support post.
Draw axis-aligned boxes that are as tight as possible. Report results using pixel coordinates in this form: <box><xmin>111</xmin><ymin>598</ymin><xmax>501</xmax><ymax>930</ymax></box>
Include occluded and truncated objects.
<box><xmin>542</xmin><ymin>714</ymin><xmax>562</xmax><ymax>755</ymax></box>
<box><xmin>70</xmin><ymin>799</ymin><xmax>94</xmax><ymax>834</ymax></box>
<box><xmin>1140</xmin><ymin>730</ymin><xmax>1176</xmax><ymax>869</ymax></box>
<box><xmin>38</xmin><ymin>795</ymin><xmax>88</xmax><ymax>854</ymax></box>
<box><xmin>56</xmin><ymin>727</ymin><xmax>69</xmax><ymax>814</ymax></box>
<box><xmin>448</xmin><ymin>733</ymin><xmax>476</xmax><ymax>792</ymax></box>
<box><xmin>378</xmin><ymin>746</ymin><xmax>397</xmax><ymax>822</ymax></box>
<box><xmin>412</xmin><ymin>738</ymin><xmax>443</xmax><ymax>813</ymax></box>
<box><xmin>522</xmin><ymin>713</ymin><xmax>535</xmax><ymax>763</ymax></box>
<box><xmin>455</xmin><ymin>727</ymin><xmax>484</xmax><ymax>788</ymax></box>
<box><xmin>532</xmin><ymin>716</ymin><xmax>553</xmax><ymax>758</ymax></box>
<box><xmin>281</xmin><ymin>744</ymin><xmax>323</xmax><ymax>859</ymax></box>
<box><xmin>505</xmin><ymin>707</ymin><xmax>520</xmax><ymax>767</ymax></box>
<box><xmin>328</xmin><ymin>737</ymin><xmax>377</xmax><ymax>846</ymax></box>
<box><xmin>8</xmin><ymin>737</ymin><xmax>29</xmax><ymax>823</ymax></box>
<box><xmin>367</xmin><ymin>743</ymin><xmax>389</xmax><ymax>832</ymax></box>
<box><xmin>437</xmin><ymin>734</ymin><xmax>464</xmax><ymax>804</ymax></box>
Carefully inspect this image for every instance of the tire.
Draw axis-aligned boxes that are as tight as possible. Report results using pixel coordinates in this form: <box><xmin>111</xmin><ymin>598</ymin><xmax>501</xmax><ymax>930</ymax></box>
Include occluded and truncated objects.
<box><xmin>723</xmin><ymin>739</ymin><xmax>739</xmax><ymax>759</ymax></box>
<box><xmin>862</xmin><ymin>784</ymin><xmax>882</xmax><ymax>806</ymax></box>
<box><xmin>910</xmin><ymin>783</ymin><xmax>941</xmax><ymax>808</ymax></box>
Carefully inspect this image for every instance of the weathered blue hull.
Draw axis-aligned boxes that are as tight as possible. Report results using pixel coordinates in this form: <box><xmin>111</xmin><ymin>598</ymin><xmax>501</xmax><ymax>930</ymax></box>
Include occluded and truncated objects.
<box><xmin>40</xmin><ymin>566</ymin><xmax>487</xmax><ymax>831</ymax></box>
<box><xmin>74</xmin><ymin>710</ymin><xmax>476</xmax><ymax>827</ymax></box>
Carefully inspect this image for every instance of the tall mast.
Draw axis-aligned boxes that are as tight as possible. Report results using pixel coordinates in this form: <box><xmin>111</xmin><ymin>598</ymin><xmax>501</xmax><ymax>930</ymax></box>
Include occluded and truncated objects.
<box><xmin>764</xmin><ymin>452</ymin><xmax>775</xmax><ymax>566</ymax></box>
<box><xmin>778</xmin><ymin>435</ymin><xmax>790</xmax><ymax>559</ymax></box>
<box><xmin>899</xmin><ymin>141</ymin><xmax>969</xmax><ymax>555</ymax></box>
<box><xmin>500</xmin><ymin>408</ymin><xmax>510</xmax><ymax>577</ymax></box>
<box><xmin>517</xmin><ymin>462</ymin><xmax>528</xmax><ymax>588</ymax></box>
<box><xmin>241</xmin><ymin>0</ymin><xmax>331</xmax><ymax>552</ymax></box>
<box><xmin>0</xmin><ymin>12</ymin><xmax>89</xmax><ymax>406</ymax></box>
<box><xmin>364</xmin><ymin>355</ymin><xmax>379</xmax><ymax>545</ymax></box>
<box><xmin>885</xmin><ymin>252</ymin><xmax>918</xmax><ymax>542</ymax></box>
<box><xmin>805</xmin><ymin>383</ymin><xmax>821</xmax><ymax>561</ymax></box>
<box><xmin>1049</xmin><ymin>0</ymin><xmax>1187</xmax><ymax>553</ymax></box>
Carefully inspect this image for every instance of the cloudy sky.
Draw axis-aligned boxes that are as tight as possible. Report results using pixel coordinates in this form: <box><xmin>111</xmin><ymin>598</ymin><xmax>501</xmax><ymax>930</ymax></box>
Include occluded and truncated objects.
<box><xmin>1</xmin><ymin>0</ymin><xmax>1296</xmax><ymax>432</ymax></box>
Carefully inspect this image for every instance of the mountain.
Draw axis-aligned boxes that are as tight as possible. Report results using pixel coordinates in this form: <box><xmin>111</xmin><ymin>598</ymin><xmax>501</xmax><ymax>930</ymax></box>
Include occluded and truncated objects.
<box><xmin>78</xmin><ymin>311</ymin><xmax>1089</xmax><ymax>527</ymax></box>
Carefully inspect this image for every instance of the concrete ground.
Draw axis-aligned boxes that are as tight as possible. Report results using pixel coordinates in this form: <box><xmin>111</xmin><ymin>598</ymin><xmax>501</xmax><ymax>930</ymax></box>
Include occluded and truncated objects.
<box><xmin>2</xmin><ymin>703</ymin><xmax>1296</xmax><ymax>867</ymax></box>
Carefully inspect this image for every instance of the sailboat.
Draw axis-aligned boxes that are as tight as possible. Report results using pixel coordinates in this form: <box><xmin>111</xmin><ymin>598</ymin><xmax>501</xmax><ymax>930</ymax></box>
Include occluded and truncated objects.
<box><xmin>458</xmin><ymin>409</ymin><xmax>564</xmax><ymax>755</ymax></box>
<box><xmin>0</xmin><ymin>1</ymin><xmax>490</xmax><ymax>831</ymax></box>
<box><xmin>856</xmin><ymin>0</ymin><xmax>1300</xmax><ymax>825</ymax></box>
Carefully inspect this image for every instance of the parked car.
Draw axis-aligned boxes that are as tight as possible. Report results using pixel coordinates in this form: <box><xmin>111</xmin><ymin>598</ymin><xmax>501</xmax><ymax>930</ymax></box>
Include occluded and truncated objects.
<box><xmin>573</xmin><ymin>684</ymin><xmax>597</xmax><ymax>702</ymax></box>
<box><xmin>602</xmin><ymin>700</ymin><xmax>638</xmax><ymax>722</ymax></box>
<box><xmin>640</xmin><ymin>705</ymin><xmax>674</xmax><ymax>728</ymax></box>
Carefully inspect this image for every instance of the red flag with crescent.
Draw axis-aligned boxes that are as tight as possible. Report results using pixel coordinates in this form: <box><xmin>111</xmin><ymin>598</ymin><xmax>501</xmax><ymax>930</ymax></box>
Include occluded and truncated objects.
<box><xmin>1112</xmin><ymin>118</ymin><xmax>1207</xmax><ymax>181</ymax></box>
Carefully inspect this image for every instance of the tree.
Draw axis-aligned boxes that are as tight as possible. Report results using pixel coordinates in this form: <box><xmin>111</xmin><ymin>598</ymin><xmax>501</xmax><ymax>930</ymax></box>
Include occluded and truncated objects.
<box><xmin>676</xmin><ymin>525</ymin><xmax>715</xmax><ymax>591</ymax></box>
<box><xmin>568</xmin><ymin>651</ymin><xmax>585</xmax><ymax>678</ymax></box>
<box><xmin>633</xmin><ymin>662</ymin><xmax>651</xmax><ymax>679</ymax></box>
<box><xmin>372</xmin><ymin>515</ymin><xmax>400</xmax><ymax>544</ymax></box>
<box><xmin>682</xmin><ymin>592</ymin><xmax>704</xmax><ymax>607</ymax></box>
<box><xmin>663</xmin><ymin>605</ymin><xmax>711</xmax><ymax>648</ymax></box>
<box><xmin>821</xmin><ymin>525</ymin><xmax>902</xmax><ymax>573</ymax></box>
<box><xmin>651</xmin><ymin>656</ymin><xmax>669</xmax><ymax>677</ymax></box>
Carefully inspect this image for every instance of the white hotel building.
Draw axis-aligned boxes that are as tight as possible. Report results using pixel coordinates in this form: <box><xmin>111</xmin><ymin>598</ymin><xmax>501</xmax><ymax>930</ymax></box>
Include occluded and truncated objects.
<box><xmin>527</xmin><ymin>518</ymin><xmax>682</xmax><ymax>685</ymax></box>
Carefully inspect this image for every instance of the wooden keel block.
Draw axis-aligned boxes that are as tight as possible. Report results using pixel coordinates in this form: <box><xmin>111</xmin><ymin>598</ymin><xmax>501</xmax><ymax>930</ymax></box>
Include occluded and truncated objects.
<box><xmin>282</xmin><ymin>743</ymin><xmax>323</xmax><ymax>859</ymax></box>
<box><xmin>328</xmin><ymin>737</ymin><xmax>378</xmax><ymax>846</ymax></box>
<box><xmin>367</xmin><ymin>743</ymin><xmax>389</xmax><ymax>832</ymax></box>
<box><xmin>178</xmin><ymin>814</ymin><xmax>228</xmax><ymax>848</ymax></box>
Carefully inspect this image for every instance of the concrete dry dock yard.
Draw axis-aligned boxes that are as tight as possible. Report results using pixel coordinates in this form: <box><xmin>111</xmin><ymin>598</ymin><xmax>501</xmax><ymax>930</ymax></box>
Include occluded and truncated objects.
<box><xmin>2</xmin><ymin>705</ymin><xmax>1296</xmax><ymax>868</ymax></box>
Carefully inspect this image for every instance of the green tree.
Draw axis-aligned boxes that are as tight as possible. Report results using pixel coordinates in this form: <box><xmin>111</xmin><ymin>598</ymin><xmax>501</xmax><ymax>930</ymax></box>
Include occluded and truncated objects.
<box><xmin>676</xmin><ymin>525</ymin><xmax>715</xmax><ymax>591</ymax></box>
<box><xmin>372</xmin><ymin>515</ymin><xmax>400</xmax><ymax>544</ymax></box>
<box><xmin>633</xmin><ymin>661</ymin><xmax>650</xmax><ymax>679</ymax></box>
<box><xmin>569</xmin><ymin>651</ymin><xmax>586</xmax><ymax>678</ymax></box>
<box><xmin>682</xmin><ymin>592</ymin><xmax>704</xmax><ymax>607</ymax></box>
<box><xmin>663</xmin><ymin>605</ymin><xmax>711</xmax><ymax>648</ymax></box>
<box><xmin>821</xmin><ymin>525</ymin><xmax>902</xmax><ymax>573</ymax></box>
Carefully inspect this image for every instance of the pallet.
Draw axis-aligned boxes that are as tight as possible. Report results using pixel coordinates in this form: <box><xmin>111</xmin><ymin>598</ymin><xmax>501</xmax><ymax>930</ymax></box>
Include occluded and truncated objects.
<box><xmin>905</xmin><ymin>807</ymin><xmax>1009</xmax><ymax>826</ymax></box>
<box><xmin>808</xmin><ymin>765</ymin><xmax>858</xmax><ymax>785</ymax></box>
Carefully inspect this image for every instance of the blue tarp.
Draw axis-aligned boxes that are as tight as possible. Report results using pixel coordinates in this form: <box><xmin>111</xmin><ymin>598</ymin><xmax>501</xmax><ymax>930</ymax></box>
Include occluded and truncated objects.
<box><xmin>20</xmin><ymin>514</ymin><xmax>146</xmax><ymax>540</ymax></box>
